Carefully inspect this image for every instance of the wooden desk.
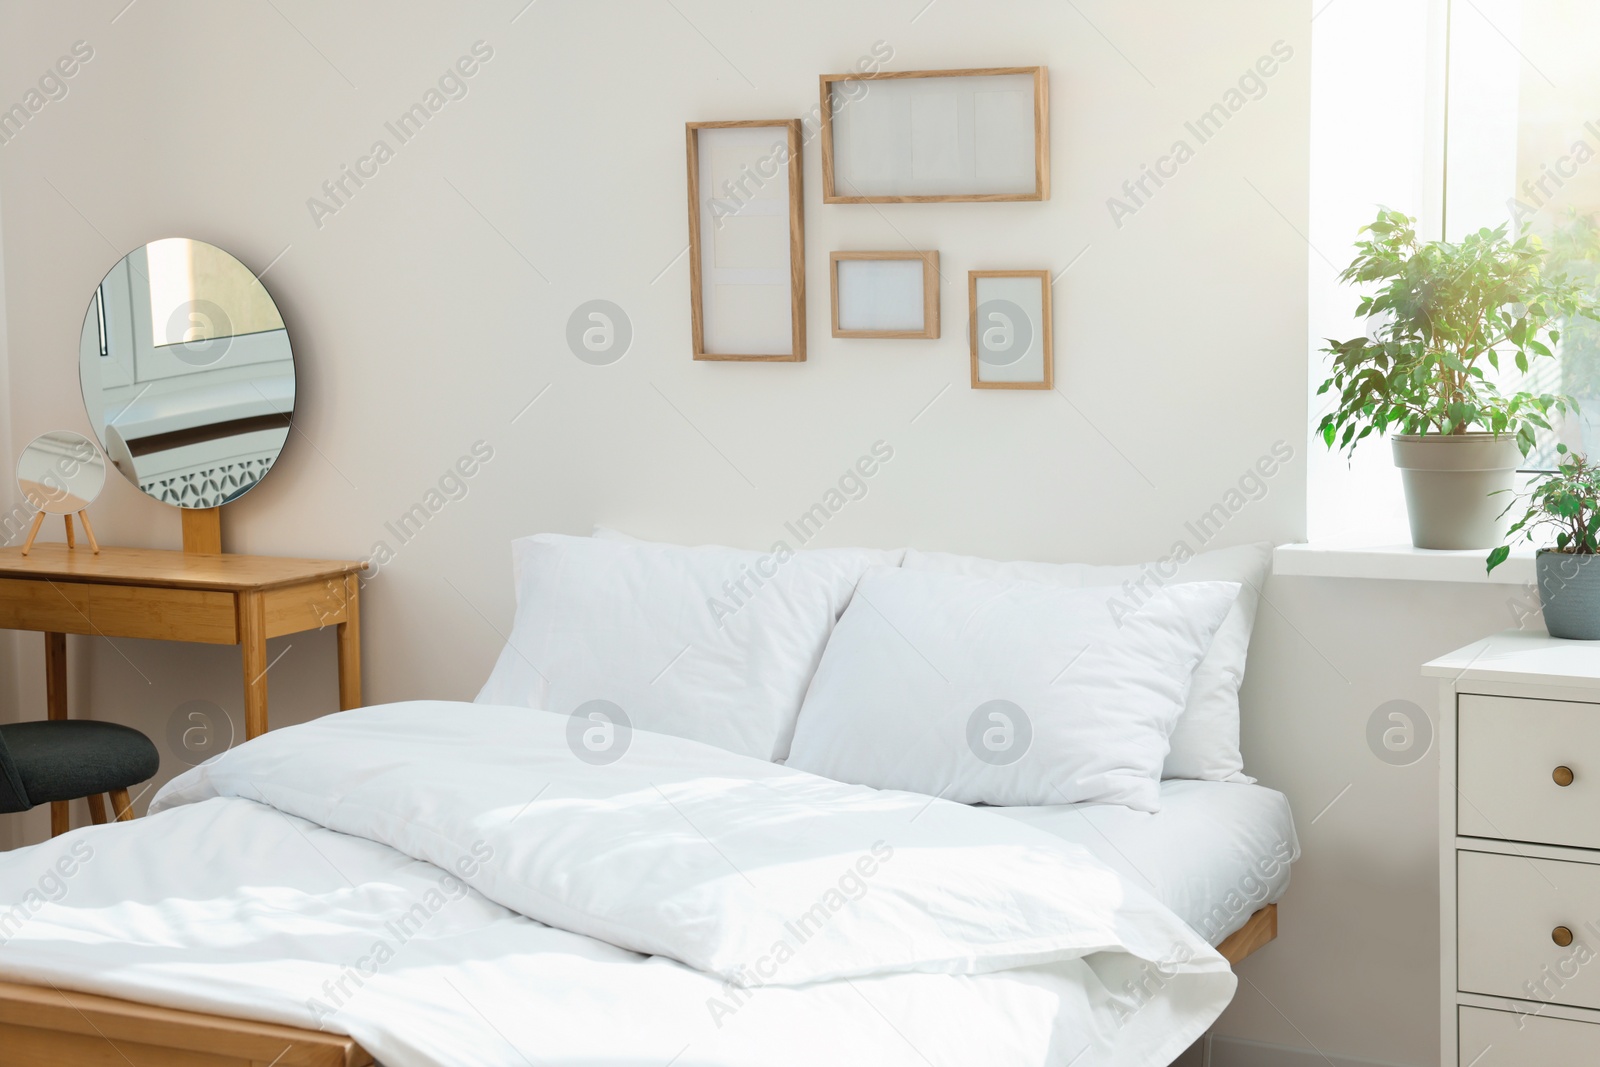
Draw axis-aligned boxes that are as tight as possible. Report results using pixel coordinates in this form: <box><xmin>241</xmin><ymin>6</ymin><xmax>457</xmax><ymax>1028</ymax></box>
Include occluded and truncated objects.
<box><xmin>0</xmin><ymin>544</ymin><xmax>366</xmax><ymax>834</ymax></box>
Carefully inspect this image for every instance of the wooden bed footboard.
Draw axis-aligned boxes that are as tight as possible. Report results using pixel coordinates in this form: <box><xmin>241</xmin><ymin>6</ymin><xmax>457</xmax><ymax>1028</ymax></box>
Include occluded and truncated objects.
<box><xmin>0</xmin><ymin>979</ymin><xmax>373</xmax><ymax>1066</ymax></box>
<box><xmin>0</xmin><ymin>905</ymin><xmax>1276</xmax><ymax>1065</ymax></box>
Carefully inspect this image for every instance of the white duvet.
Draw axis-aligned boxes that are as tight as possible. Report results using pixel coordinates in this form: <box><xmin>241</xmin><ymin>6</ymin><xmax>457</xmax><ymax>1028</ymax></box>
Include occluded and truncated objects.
<box><xmin>0</xmin><ymin>702</ymin><xmax>1236</xmax><ymax>1066</ymax></box>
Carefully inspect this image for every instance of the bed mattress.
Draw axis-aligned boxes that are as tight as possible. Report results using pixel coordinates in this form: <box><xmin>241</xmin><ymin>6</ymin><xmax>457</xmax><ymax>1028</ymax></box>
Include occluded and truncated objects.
<box><xmin>996</xmin><ymin>779</ymin><xmax>1298</xmax><ymax>945</ymax></box>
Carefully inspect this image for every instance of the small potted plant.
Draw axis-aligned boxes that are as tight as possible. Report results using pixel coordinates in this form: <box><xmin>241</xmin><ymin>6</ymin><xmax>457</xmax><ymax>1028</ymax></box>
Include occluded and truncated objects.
<box><xmin>1488</xmin><ymin>445</ymin><xmax>1600</xmax><ymax>639</ymax></box>
<box><xmin>1318</xmin><ymin>210</ymin><xmax>1594</xmax><ymax>549</ymax></box>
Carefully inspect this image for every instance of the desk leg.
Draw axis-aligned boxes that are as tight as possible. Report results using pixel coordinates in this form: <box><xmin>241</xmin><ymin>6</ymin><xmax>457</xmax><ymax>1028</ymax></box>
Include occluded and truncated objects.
<box><xmin>239</xmin><ymin>591</ymin><xmax>269</xmax><ymax>740</ymax></box>
<box><xmin>45</xmin><ymin>633</ymin><xmax>68</xmax><ymax>838</ymax></box>
<box><xmin>336</xmin><ymin>574</ymin><xmax>362</xmax><ymax>711</ymax></box>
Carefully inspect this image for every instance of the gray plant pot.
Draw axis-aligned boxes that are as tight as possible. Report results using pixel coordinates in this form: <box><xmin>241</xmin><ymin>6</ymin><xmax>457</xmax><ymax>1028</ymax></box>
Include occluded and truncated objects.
<box><xmin>1391</xmin><ymin>434</ymin><xmax>1523</xmax><ymax>550</ymax></box>
<box><xmin>1538</xmin><ymin>551</ymin><xmax>1600</xmax><ymax>640</ymax></box>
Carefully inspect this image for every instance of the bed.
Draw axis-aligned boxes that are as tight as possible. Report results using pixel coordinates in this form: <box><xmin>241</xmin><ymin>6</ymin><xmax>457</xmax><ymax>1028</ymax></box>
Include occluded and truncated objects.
<box><xmin>0</xmin><ymin>535</ymin><xmax>1292</xmax><ymax>1065</ymax></box>
<box><xmin>0</xmin><ymin>704</ymin><xmax>1293</xmax><ymax>1067</ymax></box>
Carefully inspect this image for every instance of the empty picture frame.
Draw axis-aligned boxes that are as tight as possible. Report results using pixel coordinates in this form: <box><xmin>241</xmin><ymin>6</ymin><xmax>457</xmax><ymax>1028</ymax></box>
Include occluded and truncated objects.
<box><xmin>969</xmin><ymin>270</ymin><xmax>1052</xmax><ymax>390</ymax></box>
<box><xmin>819</xmin><ymin>67</ymin><xmax>1049</xmax><ymax>203</ymax></box>
<box><xmin>686</xmin><ymin>119</ymin><xmax>805</xmax><ymax>361</ymax></box>
<box><xmin>830</xmin><ymin>251</ymin><xmax>940</xmax><ymax>339</ymax></box>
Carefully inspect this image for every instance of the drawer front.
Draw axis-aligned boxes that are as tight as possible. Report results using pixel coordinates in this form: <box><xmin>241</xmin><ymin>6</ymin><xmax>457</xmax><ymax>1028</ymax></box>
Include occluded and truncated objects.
<box><xmin>1458</xmin><ymin>850</ymin><xmax>1600</xmax><ymax>1010</ymax></box>
<box><xmin>1460</xmin><ymin>1004</ymin><xmax>1600</xmax><ymax>1062</ymax></box>
<box><xmin>0</xmin><ymin>578</ymin><xmax>236</xmax><ymax>644</ymax></box>
<box><xmin>85</xmin><ymin>585</ymin><xmax>237</xmax><ymax>644</ymax></box>
<box><xmin>0</xmin><ymin>577</ymin><xmax>92</xmax><ymax>632</ymax></box>
<box><xmin>1459</xmin><ymin>694</ymin><xmax>1600</xmax><ymax>850</ymax></box>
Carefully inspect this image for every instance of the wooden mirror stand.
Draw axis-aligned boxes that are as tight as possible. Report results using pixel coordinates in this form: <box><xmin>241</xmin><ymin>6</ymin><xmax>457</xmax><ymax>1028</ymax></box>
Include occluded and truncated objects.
<box><xmin>19</xmin><ymin>510</ymin><xmax>99</xmax><ymax>556</ymax></box>
<box><xmin>181</xmin><ymin>506</ymin><xmax>223</xmax><ymax>554</ymax></box>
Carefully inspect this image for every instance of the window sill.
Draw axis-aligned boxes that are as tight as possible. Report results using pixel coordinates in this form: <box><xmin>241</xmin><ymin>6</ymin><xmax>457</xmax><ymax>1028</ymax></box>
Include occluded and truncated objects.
<box><xmin>1273</xmin><ymin>542</ymin><xmax>1535</xmax><ymax>585</ymax></box>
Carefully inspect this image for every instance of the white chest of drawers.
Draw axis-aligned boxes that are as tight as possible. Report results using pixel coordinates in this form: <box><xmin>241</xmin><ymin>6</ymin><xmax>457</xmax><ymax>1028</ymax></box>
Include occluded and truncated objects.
<box><xmin>1428</xmin><ymin>632</ymin><xmax>1600</xmax><ymax>1064</ymax></box>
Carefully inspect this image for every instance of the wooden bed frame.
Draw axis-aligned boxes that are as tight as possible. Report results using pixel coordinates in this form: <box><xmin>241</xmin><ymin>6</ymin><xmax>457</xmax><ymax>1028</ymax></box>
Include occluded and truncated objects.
<box><xmin>1218</xmin><ymin>901</ymin><xmax>1278</xmax><ymax>964</ymax></box>
<box><xmin>0</xmin><ymin>978</ymin><xmax>371</xmax><ymax>1066</ymax></box>
<box><xmin>0</xmin><ymin>904</ymin><xmax>1276</xmax><ymax>1065</ymax></box>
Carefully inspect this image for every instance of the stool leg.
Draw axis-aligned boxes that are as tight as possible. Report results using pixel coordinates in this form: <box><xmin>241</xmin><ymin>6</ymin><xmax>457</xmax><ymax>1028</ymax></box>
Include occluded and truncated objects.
<box><xmin>50</xmin><ymin>804</ymin><xmax>70</xmax><ymax>837</ymax></box>
<box><xmin>110</xmin><ymin>788</ymin><xmax>134</xmax><ymax>821</ymax></box>
<box><xmin>87</xmin><ymin>794</ymin><xmax>107</xmax><ymax>825</ymax></box>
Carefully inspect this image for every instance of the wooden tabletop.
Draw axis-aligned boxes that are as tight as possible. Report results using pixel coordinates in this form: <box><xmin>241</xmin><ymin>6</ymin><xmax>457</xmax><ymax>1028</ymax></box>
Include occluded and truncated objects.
<box><xmin>0</xmin><ymin>544</ymin><xmax>366</xmax><ymax>591</ymax></box>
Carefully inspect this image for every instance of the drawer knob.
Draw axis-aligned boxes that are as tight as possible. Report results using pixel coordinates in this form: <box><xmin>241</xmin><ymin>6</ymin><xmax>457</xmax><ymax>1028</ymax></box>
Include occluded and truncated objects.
<box><xmin>1554</xmin><ymin>766</ymin><xmax>1576</xmax><ymax>787</ymax></box>
<box><xmin>1554</xmin><ymin>926</ymin><xmax>1575</xmax><ymax>948</ymax></box>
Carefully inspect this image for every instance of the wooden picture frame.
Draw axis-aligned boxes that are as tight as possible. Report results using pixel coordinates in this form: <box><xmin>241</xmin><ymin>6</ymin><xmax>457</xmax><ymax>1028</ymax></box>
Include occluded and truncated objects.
<box><xmin>829</xmin><ymin>250</ymin><xmax>940</xmax><ymax>339</ymax></box>
<box><xmin>968</xmin><ymin>270</ymin><xmax>1052</xmax><ymax>390</ymax></box>
<box><xmin>819</xmin><ymin>67</ymin><xmax>1049</xmax><ymax>204</ymax></box>
<box><xmin>686</xmin><ymin>119</ymin><xmax>806</xmax><ymax>361</ymax></box>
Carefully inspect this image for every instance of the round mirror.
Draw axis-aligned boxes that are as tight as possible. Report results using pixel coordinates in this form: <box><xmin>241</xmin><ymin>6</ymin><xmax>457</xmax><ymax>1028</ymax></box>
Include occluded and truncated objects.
<box><xmin>78</xmin><ymin>238</ymin><xmax>295</xmax><ymax>508</ymax></box>
<box><xmin>17</xmin><ymin>430</ymin><xmax>106</xmax><ymax>514</ymax></box>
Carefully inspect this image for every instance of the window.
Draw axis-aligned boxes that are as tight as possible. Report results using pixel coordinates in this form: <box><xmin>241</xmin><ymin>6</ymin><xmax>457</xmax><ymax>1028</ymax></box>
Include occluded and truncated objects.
<box><xmin>1307</xmin><ymin>0</ymin><xmax>1598</xmax><ymax>545</ymax></box>
<box><xmin>144</xmin><ymin>237</ymin><xmax>284</xmax><ymax>347</ymax></box>
<box><xmin>1444</xmin><ymin>0</ymin><xmax>1600</xmax><ymax>449</ymax></box>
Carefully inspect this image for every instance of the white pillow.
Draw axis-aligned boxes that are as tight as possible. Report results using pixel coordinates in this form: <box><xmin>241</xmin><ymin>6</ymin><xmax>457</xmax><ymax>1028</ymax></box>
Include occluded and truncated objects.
<box><xmin>784</xmin><ymin>568</ymin><xmax>1240</xmax><ymax>810</ymax></box>
<box><xmin>475</xmin><ymin>533</ymin><xmax>899</xmax><ymax>760</ymax></box>
<box><xmin>902</xmin><ymin>542</ymin><xmax>1269</xmax><ymax>782</ymax></box>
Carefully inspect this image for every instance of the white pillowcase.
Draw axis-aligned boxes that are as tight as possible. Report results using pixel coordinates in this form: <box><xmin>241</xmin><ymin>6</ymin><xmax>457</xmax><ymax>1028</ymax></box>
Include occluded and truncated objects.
<box><xmin>475</xmin><ymin>532</ymin><xmax>899</xmax><ymax>760</ymax></box>
<box><xmin>784</xmin><ymin>567</ymin><xmax>1240</xmax><ymax>811</ymax></box>
<box><xmin>902</xmin><ymin>542</ymin><xmax>1270</xmax><ymax>782</ymax></box>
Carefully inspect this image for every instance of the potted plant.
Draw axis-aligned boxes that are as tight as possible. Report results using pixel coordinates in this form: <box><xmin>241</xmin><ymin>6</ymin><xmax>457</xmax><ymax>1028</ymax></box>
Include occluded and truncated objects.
<box><xmin>1487</xmin><ymin>444</ymin><xmax>1600</xmax><ymax>639</ymax></box>
<box><xmin>1317</xmin><ymin>210</ymin><xmax>1594</xmax><ymax>549</ymax></box>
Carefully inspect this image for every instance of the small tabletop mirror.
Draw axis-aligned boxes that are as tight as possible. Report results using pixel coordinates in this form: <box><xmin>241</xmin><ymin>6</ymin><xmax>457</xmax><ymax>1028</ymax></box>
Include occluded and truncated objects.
<box><xmin>78</xmin><ymin>238</ymin><xmax>295</xmax><ymax>509</ymax></box>
<box><xmin>16</xmin><ymin>430</ymin><xmax>106</xmax><ymax>554</ymax></box>
<box><xmin>17</xmin><ymin>430</ymin><xmax>105</xmax><ymax>513</ymax></box>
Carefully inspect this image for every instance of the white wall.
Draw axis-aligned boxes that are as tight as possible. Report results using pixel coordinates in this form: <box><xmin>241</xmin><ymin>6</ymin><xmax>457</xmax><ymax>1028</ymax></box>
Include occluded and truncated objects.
<box><xmin>1222</xmin><ymin>576</ymin><xmax>1525</xmax><ymax>1067</ymax></box>
<box><xmin>0</xmin><ymin>2</ymin><xmax>1499</xmax><ymax>1064</ymax></box>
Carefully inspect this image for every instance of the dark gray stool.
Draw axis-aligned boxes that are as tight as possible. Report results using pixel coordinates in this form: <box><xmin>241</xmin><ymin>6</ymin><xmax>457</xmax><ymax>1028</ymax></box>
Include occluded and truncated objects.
<box><xmin>0</xmin><ymin>720</ymin><xmax>159</xmax><ymax>834</ymax></box>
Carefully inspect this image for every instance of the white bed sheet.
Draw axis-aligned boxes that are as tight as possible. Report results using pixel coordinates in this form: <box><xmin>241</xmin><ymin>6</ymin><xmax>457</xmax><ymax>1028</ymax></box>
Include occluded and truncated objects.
<box><xmin>995</xmin><ymin>779</ymin><xmax>1299</xmax><ymax>945</ymax></box>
